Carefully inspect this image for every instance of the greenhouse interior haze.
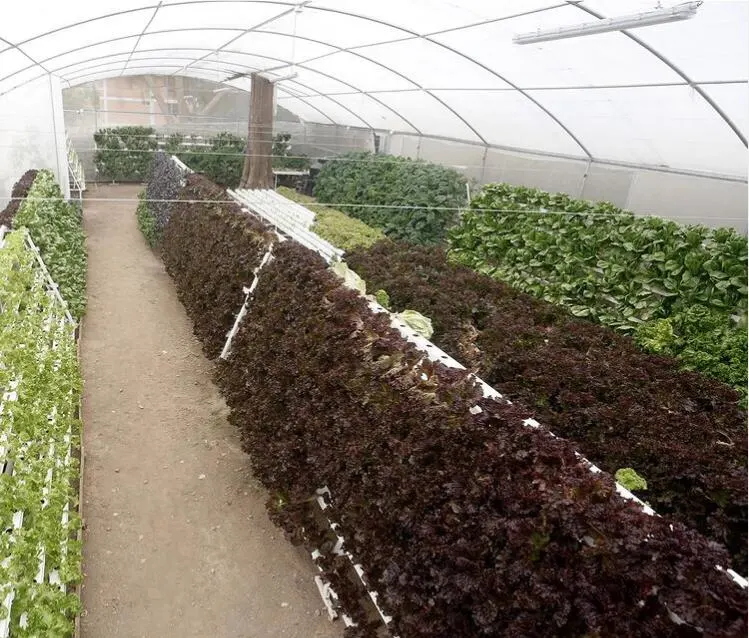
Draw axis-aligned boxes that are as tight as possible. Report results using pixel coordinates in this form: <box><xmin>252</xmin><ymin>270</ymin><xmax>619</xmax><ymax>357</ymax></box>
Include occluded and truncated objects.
<box><xmin>0</xmin><ymin>1</ymin><xmax>747</xmax><ymax>637</ymax></box>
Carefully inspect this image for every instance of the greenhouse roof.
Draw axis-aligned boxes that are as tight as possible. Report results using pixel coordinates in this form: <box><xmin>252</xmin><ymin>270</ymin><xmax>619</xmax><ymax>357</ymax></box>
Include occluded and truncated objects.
<box><xmin>0</xmin><ymin>0</ymin><xmax>746</xmax><ymax>177</ymax></box>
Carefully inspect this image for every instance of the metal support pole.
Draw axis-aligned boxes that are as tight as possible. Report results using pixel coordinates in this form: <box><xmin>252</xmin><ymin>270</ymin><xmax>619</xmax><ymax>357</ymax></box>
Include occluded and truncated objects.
<box><xmin>579</xmin><ymin>159</ymin><xmax>592</xmax><ymax>198</ymax></box>
<box><xmin>480</xmin><ymin>145</ymin><xmax>488</xmax><ymax>184</ymax></box>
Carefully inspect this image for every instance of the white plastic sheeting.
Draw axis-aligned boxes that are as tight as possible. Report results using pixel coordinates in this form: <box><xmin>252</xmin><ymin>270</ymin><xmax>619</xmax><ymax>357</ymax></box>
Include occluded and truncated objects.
<box><xmin>0</xmin><ymin>74</ymin><xmax>69</xmax><ymax>205</ymax></box>
<box><xmin>0</xmin><ymin>0</ymin><xmax>746</xmax><ymax>177</ymax></box>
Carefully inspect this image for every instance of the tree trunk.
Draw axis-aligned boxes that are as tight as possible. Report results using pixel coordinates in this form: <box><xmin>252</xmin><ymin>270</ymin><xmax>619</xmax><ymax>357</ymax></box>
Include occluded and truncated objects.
<box><xmin>240</xmin><ymin>74</ymin><xmax>274</xmax><ymax>189</ymax></box>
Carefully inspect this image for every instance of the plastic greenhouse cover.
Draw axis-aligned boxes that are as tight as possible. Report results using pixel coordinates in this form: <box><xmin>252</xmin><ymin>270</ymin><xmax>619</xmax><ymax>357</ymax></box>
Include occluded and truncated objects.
<box><xmin>0</xmin><ymin>0</ymin><xmax>746</xmax><ymax>177</ymax></box>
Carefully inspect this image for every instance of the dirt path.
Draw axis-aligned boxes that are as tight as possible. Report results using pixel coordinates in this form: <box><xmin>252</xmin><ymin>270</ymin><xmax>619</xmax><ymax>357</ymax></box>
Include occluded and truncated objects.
<box><xmin>80</xmin><ymin>184</ymin><xmax>341</xmax><ymax>638</ymax></box>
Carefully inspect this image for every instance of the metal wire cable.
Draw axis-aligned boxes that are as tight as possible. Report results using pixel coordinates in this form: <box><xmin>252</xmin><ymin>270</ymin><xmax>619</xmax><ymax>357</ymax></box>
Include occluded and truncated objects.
<box><xmin>1</xmin><ymin>194</ymin><xmax>745</xmax><ymax>221</ymax></box>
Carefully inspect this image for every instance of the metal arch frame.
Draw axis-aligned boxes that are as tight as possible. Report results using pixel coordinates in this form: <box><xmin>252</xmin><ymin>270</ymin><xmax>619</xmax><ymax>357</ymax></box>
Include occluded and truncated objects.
<box><xmin>64</xmin><ymin>64</ymin><xmax>341</xmax><ymax>127</ymax></box>
<box><xmin>60</xmin><ymin>49</ymin><xmax>419</xmax><ymax>135</ymax></box>
<box><xmin>121</xmin><ymin>1</ymin><xmax>163</xmax><ymax>76</ymax></box>
<box><xmin>252</xmin><ymin>4</ymin><xmax>592</xmax><ymax>155</ymax></box>
<box><xmin>566</xmin><ymin>1</ymin><xmax>747</xmax><ymax>148</ymax></box>
<box><xmin>282</xmin><ymin>79</ymin><xmax>748</xmax><ymax>97</ymax></box>
<box><xmin>251</xmin><ymin>29</ymin><xmax>483</xmax><ymax>142</ymax></box>
<box><xmin>0</xmin><ymin>36</ymin><xmax>52</xmax><ymax>75</ymax></box>
<box><xmin>0</xmin><ymin>0</ymin><xmax>744</xmax><ymax>164</ymax></box>
<box><xmin>57</xmin><ymin>54</ymin><xmax>396</xmax><ymax>134</ymax></box>
<box><xmin>39</xmin><ymin>38</ymin><xmax>423</xmax><ymax>135</ymax></box>
<box><xmin>62</xmin><ymin>58</ymin><xmax>355</xmax><ymax>128</ymax></box>
<box><xmin>175</xmin><ymin>3</ymin><xmax>300</xmax><ymax>75</ymax></box>
<box><xmin>0</xmin><ymin>29</ymin><xmax>379</xmax><ymax>131</ymax></box>
<box><xmin>1</xmin><ymin>29</ymin><xmax>244</xmax><ymax>84</ymax></box>
<box><xmin>4</xmin><ymin>60</ymin><xmax>340</xmax><ymax>127</ymax></box>
<box><xmin>0</xmin><ymin>1</ymin><xmax>490</xmax><ymax>144</ymax></box>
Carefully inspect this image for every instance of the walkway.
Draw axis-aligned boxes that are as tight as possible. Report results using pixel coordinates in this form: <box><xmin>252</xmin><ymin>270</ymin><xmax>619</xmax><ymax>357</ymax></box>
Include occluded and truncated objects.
<box><xmin>80</xmin><ymin>184</ymin><xmax>340</xmax><ymax>638</ymax></box>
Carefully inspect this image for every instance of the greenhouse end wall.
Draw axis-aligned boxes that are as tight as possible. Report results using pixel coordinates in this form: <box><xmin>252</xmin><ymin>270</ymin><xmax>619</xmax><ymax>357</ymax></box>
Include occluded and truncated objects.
<box><xmin>0</xmin><ymin>75</ymin><xmax>69</xmax><ymax>206</ymax></box>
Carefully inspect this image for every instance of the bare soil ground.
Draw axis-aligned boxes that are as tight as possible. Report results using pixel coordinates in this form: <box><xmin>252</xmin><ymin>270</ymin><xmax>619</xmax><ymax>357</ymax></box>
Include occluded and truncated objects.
<box><xmin>80</xmin><ymin>184</ymin><xmax>342</xmax><ymax>638</ymax></box>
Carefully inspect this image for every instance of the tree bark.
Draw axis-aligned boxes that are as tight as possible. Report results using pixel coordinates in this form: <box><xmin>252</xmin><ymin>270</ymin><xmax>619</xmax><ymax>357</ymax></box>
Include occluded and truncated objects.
<box><xmin>240</xmin><ymin>74</ymin><xmax>274</xmax><ymax>189</ymax></box>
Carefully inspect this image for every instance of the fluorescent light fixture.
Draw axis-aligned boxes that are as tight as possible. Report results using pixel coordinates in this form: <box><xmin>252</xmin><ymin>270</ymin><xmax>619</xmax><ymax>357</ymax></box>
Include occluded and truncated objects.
<box><xmin>514</xmin><ymin>1</ymin><xmax>702</xmax><ymax>45</ymax></box>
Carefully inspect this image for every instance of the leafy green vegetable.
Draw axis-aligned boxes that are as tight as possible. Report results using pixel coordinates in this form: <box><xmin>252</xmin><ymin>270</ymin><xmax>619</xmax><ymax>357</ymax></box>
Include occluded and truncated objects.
<box><xmin>449</xmin><ymin>182</ymin><xmax>747</xmax><ymax>394</ymax></box>
<box><xmin>615</xmin><ymin>468</ymin><xmax>648</xmax><ymax>492</ymax></box>
<box><xmin>14</xmin><ymin>170</ymin><xmax>87</xmax><ymax>319</ymax></box>
<box><xmin>0</xmin><ymin>230</ymin><xmax>83</xmax><ymax>636</ymax></box>
<box><xmin>347</xmin><ymin>240</ymin><xmax>748</xmax><ymax>570</ymax></box>
<box><xmin>176</xmin><ymin>132</ymin><xmax>245</xmax><ymax>187</ymax></box>
<box><xmin>277</xmin><ymin>186</ymin><xmax>385</xmax><ymax>251</ymax></box>
<box><xmin>374</xmin><ymin>289</ymin><xmax>391</xmax><ymax>309</ymax></box>
<box><xmin>395</xmin><ymin>309</ymin><xmax>434</xmax><ymax>339</ymax></box>
<box><xmin>634</xmin><ymin>318</ymin><xmax>675</xmax><ymax>354</ymax></box>
<box><xmin>272</xmin><ymin>133</ymin><xmax>310</xmax><ymax>171</ymax></box>
<box><xmin>330</xmin><ymin>260</ymin><xmax>366</xmax><ymax>295</ymax></box>
<box><xmin>136</xmin><ymin>191</ymin><xmax>158</xmax><ymax>248</ymax></box>
<box><xmin>313</xmin><ymin>151</ymin><xmax>467</xmax><ymax>245</ymax></box>
<box><xmin>635</xmin><ymin>306</ymin><xmax>748</xmax><ymax>400</ymax></box>
<box><xmin>94</xmin><ymin>126</ymin><xmax>157</xmax><ymax>181</ymax></box>
<box><xmin>144</xmin><ymin>152</ymin><xmax>182</xmax><ymax>245</ymax></box>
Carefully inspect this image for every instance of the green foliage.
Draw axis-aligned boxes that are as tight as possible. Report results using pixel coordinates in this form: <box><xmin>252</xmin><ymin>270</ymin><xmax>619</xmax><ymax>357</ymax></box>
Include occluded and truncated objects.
<box><xmin>330</xmin><ymin>260</ymin><xmax>366</xmax><ymax>295</ymax></box>
<box><xmin>374</xmin><ymin>289</ymin><xmax>391</xmax><ymax>309</ymax></box>
<box><xmin>449</xmin><ymin>182</ymin><xmax>748</xmax><ymax>393</ymax></box>
<box><xmin>93</xmin><ymin>126</ymin><xmax>156</xmax><ymax>181</ymax></box>
<box><xmin>176</xmin><ymin>132</ymin><xmax>245</xmax><ymax>187</ymax></box>
<box><xmin>272</xmin><ymin>133</ymin><xmax>310</xmax><ymax>171</ymax></box>
<box><xmin>634</xmin><ymin>318</ymin><xmax>676</xmax><ymax>354</ymax></box>
<box><xmin>394</xmin><ymin>309</ymin><xmax>434</xmax><ymax>338</ymax></box>
<box><xmin>164</xmin><ymin>132</ymin><xmax>185</xmax><ymax>153</ymax></box>
<box><xmin>0</xmin><ymin>231</ymin><xmax>83</xmax><ymax>636</ymax></box>
<box><xmin>313</xmin><ymin>151</ymin><xmax>467</xmax><ymax>245</ymax></box>
<box><xmin>14</xmin><ymin>170</ymin><xmax>87</xmax><ymax>319</ymax></box>
<box><xmin>94</xmin><ymin>128</ymin><xmax>308</xmax><ymax>188</ymax></box>
<box><xmin>635</xmin><ymin>306</ymin><xmax>748</xmax><ymax>399</ymax></box>
<box><xmin>277</xmin><ymin>186</ymin><xmax>385</xmax><ymax>251</ymax></box>
<box><xmin>94</xmin><ymin>127</ymin><xmax>246</xmax><ymax>186</ymax></box>
<box><xmin>615</xmin><ymin>468</ymin><xmax>648</xmax><ymax>492</ymax></box>
<box><xmin>135</xmin><ymin>191</ymin><xmax>158</xmax><ymax>248</ymax></box>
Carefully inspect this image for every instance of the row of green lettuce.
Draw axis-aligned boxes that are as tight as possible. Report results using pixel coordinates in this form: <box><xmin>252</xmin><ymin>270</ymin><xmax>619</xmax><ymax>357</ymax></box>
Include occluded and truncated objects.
<box><xmin>449</xmin><ymin>183</ymin><xmax>747</xmax><ymax>398</ymax></box>
<box><xmin>94</xmin><ymin>126</ymin><xmax>309</xmax><ymax>187</ymax></box>
<box><xmin>0</xmin><ymin>230</ymin><xmax>83</xmax><ymax>636</ymax></box>
<box><xmin>1</xmin><ymin>170</ymin><xmax>87</xmax><ymax>319</ymax></box>
<box><xmin>154</xmin><ymin>171</ymin><xmax>747</xmax><ymax>636</ymax></box>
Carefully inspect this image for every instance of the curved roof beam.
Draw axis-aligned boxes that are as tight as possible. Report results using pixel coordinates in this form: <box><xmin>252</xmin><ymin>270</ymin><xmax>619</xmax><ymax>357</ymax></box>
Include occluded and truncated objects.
<box><xmin>62</xmin><ymin>59</ymin><xmax>358</xmax><ymax>128</ymax></box>
<box><xmin>44</xmin><ymin>41</ymin><xmax>422</xmax><ymax>134</ymax></box>
<box><xmin>3</xmin><ymin>0</ymin><xmax>740</xmax><ymax>155</ymax></box>
<box><xmin>253</xmin><ymin>30</ymin><xmax>490</xmax><ymax>143</ymax></box>
<box><xmin>120</xmin><ymin>1</ymin><xmax>163</xmax><ymax>76</ymax></box>
<box><xmin>4</xmin><ymin>27</ymin><xmax>423</xmax><ymax>135</ymax></box>
<box><xmin>58</xmin><ymin>53</ymin><xmax>356</xmax><ymax>128</ymax></box>
<box><xmin>567</xmin><ymin>1</ymin><xmax>746</xmax><ymax>148</ymax></box>
<box><xmin>259</xmin><ymin>5</ymin><xmax>591</xmax><ymax>156</ymax></box>
<box><xmin>60</xmin><ymin>62</ymin><xmax>338</xmax><ymax>126</ymax></box>
<box><xmin>0</xmin><ymin>26</ymin><xmax>382</xmax><ymax>131</ymax></box>
<box><xmin>175</xmin><ymin>3</ymin><xmax>299</xmax><ymax>75</ymax></box>
<box><xmin>0</xmin><ymin>35</ymin><xmax>51</xmax><ymax>75</ymax></box>
<box><xmin>0</xmin><ymin>2</ymin><xmax>483</xmax><ymax>144</ymax></box>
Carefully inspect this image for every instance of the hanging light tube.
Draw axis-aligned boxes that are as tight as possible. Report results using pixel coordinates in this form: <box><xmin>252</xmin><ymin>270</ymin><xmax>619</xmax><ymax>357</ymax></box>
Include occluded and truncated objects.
<box><xmin>513</xmin><ymin>1</ymin><xmax>702</xmax><ymax>45</ymax></box>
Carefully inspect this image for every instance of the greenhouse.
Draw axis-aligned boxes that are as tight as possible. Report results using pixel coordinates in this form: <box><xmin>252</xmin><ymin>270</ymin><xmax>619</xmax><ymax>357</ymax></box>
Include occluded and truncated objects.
<box><xmin>0</xmin><ymin>1</ymin><xmax>746</xmax><ymax>636</ymax></box>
